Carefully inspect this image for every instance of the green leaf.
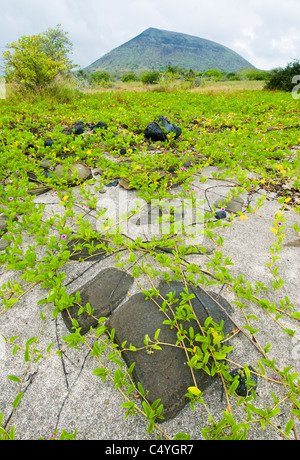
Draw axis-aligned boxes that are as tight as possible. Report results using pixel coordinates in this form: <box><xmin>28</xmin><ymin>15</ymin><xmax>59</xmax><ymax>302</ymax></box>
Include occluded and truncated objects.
<box><xmin>7</xmin><ymin>375</ymin><xmax>20</xmax><ymax>382</ymax></box>
<box><xmin>283</xmin><ymin>328</ymin><xmax>295</xmax><ymax>337</ymax></box>
<box><xmin>154</xmin><ymin>329</ymin><xmax>160</xmax><ymax>340</ymax></box>
<box><xmin>284</xmin><ymin>419</ymin><xmax>294</xmax><ymax>435</ymax></box>
<box><xmin>290</xmin><ymin>312</ymin><xmax>300</xmax><ymax>320</ymax></box>
<box><xmin>12</xmin><ymin>392</ymin><xmax>23</xmax><ymax>408</ymax></box>
<box><xmin>223</xmin><ymin>411</ymin><xmax>235</xmax><ymax>426</ymax></box>
<box><xmin>173</xmin><ymin>432</ymin><xmax>191</xmax><ymax>440</ymax></box>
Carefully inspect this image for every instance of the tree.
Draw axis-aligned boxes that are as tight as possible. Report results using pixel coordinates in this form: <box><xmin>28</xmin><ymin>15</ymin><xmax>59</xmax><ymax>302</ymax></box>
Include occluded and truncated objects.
<box><xmin>3</xmin><ymin>25</ymin><xmax>74</xmax><ymax>92</ymax></box>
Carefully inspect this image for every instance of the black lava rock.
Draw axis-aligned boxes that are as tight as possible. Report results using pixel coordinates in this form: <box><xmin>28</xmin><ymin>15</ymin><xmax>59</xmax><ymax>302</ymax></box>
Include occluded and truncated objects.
<box><xmin>158</xmin><ymin>115</ymin><xmax>182</xmax><ymax>139</ymax></box>
<box><xmin>106</xmin><ymin>180</ymin><xmax>119</xmax><ymax>187</ymax></box>
<box><xmin>229</xmin><ymin>365</ymin><xmax>258</xmax><ymax>397</ymax></box>
<box><xmin>215</xmin><ymin>211</ymin><xmax>227</xmax><ymax>220</ymax></box>
<box><xmin>144</xmin><ymin>116</ymin><xmax>182</xmax><ymax>142</ymax></box>
<box><xmin>74</xmin><ymin>122</ymin><xmax>85</xmax><ymax>135</ymax></box>
<box><xmin>44</xmin><ymin>139</ymin><xmax>54</xmax><ymax>147</ymax></box>
<box><xmin>144</xmin><ymin>121</ymin><xmax>165</xmax><ymax>142</ymax></box>
<box><xmin>93</xmin><ymin>121</ymin><xmax>108</xmax><ymax>131</ymax></box>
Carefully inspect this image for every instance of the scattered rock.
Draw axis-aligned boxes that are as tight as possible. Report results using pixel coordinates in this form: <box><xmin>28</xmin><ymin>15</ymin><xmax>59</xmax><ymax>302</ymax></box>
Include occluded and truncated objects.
<box><xmin>73</xmin><ymin>121</ymin><xmax>85</xmax><ymax>135</ymax></box>
<box><xmin>229</xmin><ymin>365</ymin><xmax>258</xmax><ymax>397</ymax></box>
<box><xmin>144</xmin><ymin>122</ymin><xmax>165</xmax><ymax>142</ymax></box>
<box><xmin>214</xmin><ymin>197</ymin><xmax>244</xmax><ymax>214</ymax></box>
<box><xmin>28</xmin><ymin>186</ymin><xmax>52</xmax><ymax>196</ymax></box>
<box><xmin>71</xmin><ymin>120</ymin><xmax>108</xmax><ymax>136</ymax></box>
<box><xmin>215</xmin><ymin>210</ymin><xmax>227</xmax><ymax>220</ymax></box>
<box><xmin>144</xmin><ymin>116</ymin><xmax>182</xmax><ymax>142</ymax></box>
<box><xmin>92</xmin><ymin>168</ymin><xmax>103</xmax><ymax>177</ymax></box>
<box><xmin>118</xmin><ymin>178</ymin><xmax>135</xmax><ymax>190</ymax></box>
<box><xmin>92</xmin><ymin>121</ymin><xmax>108</xmax><ymax>131</ymax></box>
<box><xmin>107</xmin><ymin>280</ymin><xmax>235</xmax><ymax>421</ymax></box>
<box><xmin>44</xmin><ymin>139</ymin><xmax>54</xmax><ymax>148</ymax></box>
<box><xmin>0</xmin><ymin>215</ymin><xmax>18</xmax><ymax>234</ymax></box>
<box><xmin>39</xmin><ymin>158</ymin><xmax>55</xmax><ymax>170</ymax></box>
<box><xmin>106</xmin><ymin>180</ymin><xmax>119</xmax><ymax>187</ymax></box>
<box><xmin>54</xmin><ymin>163</ymin><xmax>92</xmax><ymax>185</ymax></box>
<box><xmin>62</xmin><ymin>268</ymin><xmax>134</xmax><ymax>334</ymax></box>
<box><xmin>158</xmin><ymin>115</ymin><xmax>182</xmax><ymax>139</ymax></box>
<box><xmin>284</xmin><ymin>239</ymin><xmax>300</xmax><ymax>247</ymax></box>
<box><xmin>0</xmin><ymin>239</ymin><xmax>11</xmax><ymax>251</ymax></box>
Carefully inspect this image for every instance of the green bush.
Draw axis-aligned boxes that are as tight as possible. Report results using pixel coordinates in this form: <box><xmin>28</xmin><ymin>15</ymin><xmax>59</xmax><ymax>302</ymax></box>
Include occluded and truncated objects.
<box><xmin>203</xmin><ymin>69</ymin><xmax>225</xmax><ymax>81</ymax></box>
<box><xmin>244</xmin><ymin>69</ymin><xmax>270</xmax><ymax>81</ymax></box>
<box><xmin>140</xmin><ymin>71</ymin><xmax>160</xmax><ymax>85</ymax></box>
<box><xmin>265</xmin><ymin>60</ymin><xmax>300</xmax><ymax>91</ymax></box>
<box><xmin>90</xmin><ymin>71</ymin><xmax>112</xmax><ymax>85</ymax></box>
<box><xmin>121</xmin><ymin>72</ymin><xmax>138</xmax><ymax>82</ymax></box>
<box><xmin>226</xmin><ymin>72</ymin><xmax>242</xmax><ymax>81</ymax></box>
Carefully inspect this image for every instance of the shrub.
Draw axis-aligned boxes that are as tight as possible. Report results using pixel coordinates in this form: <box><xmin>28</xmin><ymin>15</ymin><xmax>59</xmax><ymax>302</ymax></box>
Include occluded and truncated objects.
<box><xmin>140</xmin><ymin>71</ymin><xmax>160</xmax><ymax>85</ymax></box>
<box><xmin>90</xmin><ymin>71</ymin><xmax>112</xmax><ymax>85</ymax></box>
<box><xmin>203</xmin><ymin>69</ymin><xmax>225</xmax><ymax>81</ymax></box>
<box><xmin>265</xmin><ymin>60</ymin><xmax>300</xmax><ymax>91</ymax></box>
<box><xmin>121</xmin><ymin>72</ymin><xmax>138</xmax><ymax>82</ymax></box>
<box><xmin>243</xmin><ymin>69</ymin><xmax>270</xmax><ymax>81</ymax></box>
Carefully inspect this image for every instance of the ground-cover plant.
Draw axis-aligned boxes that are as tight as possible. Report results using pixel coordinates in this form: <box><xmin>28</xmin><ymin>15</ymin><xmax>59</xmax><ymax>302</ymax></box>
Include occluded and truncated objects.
<box><xmin>0</xmin><ymin>88</ymin><xmax>299</xmax><ymax>440</ymax></box>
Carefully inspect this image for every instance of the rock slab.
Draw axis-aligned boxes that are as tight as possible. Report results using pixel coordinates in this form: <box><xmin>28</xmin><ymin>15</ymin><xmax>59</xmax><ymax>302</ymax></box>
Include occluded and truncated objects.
<box><xmin>67</xmin><ymin>236</ymin><xmax>109</xmax><ymax>262</ymax></box>
<box><xmin>107</xmin><ymin>280</ymin><xmax>235</xmax><ymax>421</ymax></box>
<box><xmin>62</xmin><ymin>267</ymin><xmax>134</xmax><ymax>334</ymax></box>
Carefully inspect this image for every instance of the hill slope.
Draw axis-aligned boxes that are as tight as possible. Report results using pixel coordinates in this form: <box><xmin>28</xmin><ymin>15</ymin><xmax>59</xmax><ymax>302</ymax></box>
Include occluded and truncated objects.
<box><xmin>86</xmin><ymin>28</ymin><xmax>255</xmax><ymax>73</ymax></box>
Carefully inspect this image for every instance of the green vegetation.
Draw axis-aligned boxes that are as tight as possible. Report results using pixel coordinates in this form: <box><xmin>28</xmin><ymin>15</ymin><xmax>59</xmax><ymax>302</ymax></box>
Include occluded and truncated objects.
<box><xmin>3</xmin><ymin>25</ymin><xmax>74</xmax><ymax>94</ymax></box>
<box><xmin>0</xmin><ymin>87</ymin><xmax>299</xmax><ymax>440</ymax></box>
<box><xmin>74</xmin><ymin>65</ymin><xmax>270</xmax><ymax>91</ymax></box>
<box><xmin>265</xmin><ymin>60</ymin><xmax>300</xmax><ymax>92</ymax></box>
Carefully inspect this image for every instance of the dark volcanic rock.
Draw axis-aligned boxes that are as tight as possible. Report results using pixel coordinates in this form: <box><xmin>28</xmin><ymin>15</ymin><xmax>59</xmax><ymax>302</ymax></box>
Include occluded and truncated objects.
<box><xmin>0</xmin><ymin>215</ymin><xmax>18</xmax><ymax>234</ymax></box>
<box><xmin>144</xmin><ymin>121</ymin><xmax>165</xmax><ymax>142</ymax></box>
<box><xmin>106</xmin><ymin>280</ymin><xmax>235</xmax><ymax>421</ymax></box>
<box><xmin>158</xmin><ymin>115</ymin><xmax>182</xmax><ymax>139</ymax></box>
<box><xmin>73</xmin><ymin>121</ymin><xmax>85</xmax><ymax>135</ymax></box>
<box><xmin>67</xmin><ymin>236</ymin><xmax>109</xmax><ymax>261</ymax></box>
<box><xmin>44</xmin><ymin>139</ymin><xmax>54</xmax><ymax>147</ymax></box>
<box><xmin>144</xmin><ymin>117</ymin><xmax>182</xmax><ymax>142</ymax></box>
<box><xmin>62</xmin><ymin>268</ymin><xmax>134</xmax><ymax>334</ymax></box>
<box><xmin>92</xmin><ymin>121</ymin><xmax>108</xmax><ymax>131</ymax></box>
<box><xmin>229</xmin><ymin>365</ymin><xmax>258</xmax><ymax>397</ymax></box>
<box><xmin>215</xmin><ymin>210</ymin><xmax>227</xmax><ymax>220</ymax></box>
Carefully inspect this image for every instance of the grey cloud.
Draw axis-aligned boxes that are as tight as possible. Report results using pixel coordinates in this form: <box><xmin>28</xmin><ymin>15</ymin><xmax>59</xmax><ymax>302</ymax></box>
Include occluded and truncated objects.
<box><xmin>0</xmin><ymin>0</ymin><xmax>299</xmax><ymax>71</ymax></box>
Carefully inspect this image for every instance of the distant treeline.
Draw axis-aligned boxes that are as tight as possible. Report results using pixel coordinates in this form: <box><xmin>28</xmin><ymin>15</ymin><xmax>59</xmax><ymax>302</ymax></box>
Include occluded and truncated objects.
<box><xmin>74</xmin><ymin>66</ymin><xmax>271</xmax><ymax>88</ymax></box>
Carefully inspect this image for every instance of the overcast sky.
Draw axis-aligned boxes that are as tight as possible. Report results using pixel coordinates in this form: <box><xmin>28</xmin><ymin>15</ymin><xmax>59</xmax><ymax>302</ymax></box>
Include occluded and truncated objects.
<box><xmin>0</xmin><ymin>0</ymin><xmax>300</xmax><ymax>71</ymax></box>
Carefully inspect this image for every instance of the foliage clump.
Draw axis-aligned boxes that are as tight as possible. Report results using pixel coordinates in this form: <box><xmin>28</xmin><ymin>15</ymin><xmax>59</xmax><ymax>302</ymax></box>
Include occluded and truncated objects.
<box><xmin>265</xmin><ymin>60</ymin><xmax>300</xmax><ymax>92</ymax></box>
<box><xmin>3</xmin><ymin>24</ymin><xmax>74</xmax><ymax>94</ymax></box>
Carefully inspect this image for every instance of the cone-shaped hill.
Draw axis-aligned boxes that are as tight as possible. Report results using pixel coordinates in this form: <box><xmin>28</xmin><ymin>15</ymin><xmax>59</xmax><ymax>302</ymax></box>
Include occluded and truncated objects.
<box><xmin>86</xmin><ymin>27</ymin><xmax>255</xmax><ymax>73</ymax></box>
